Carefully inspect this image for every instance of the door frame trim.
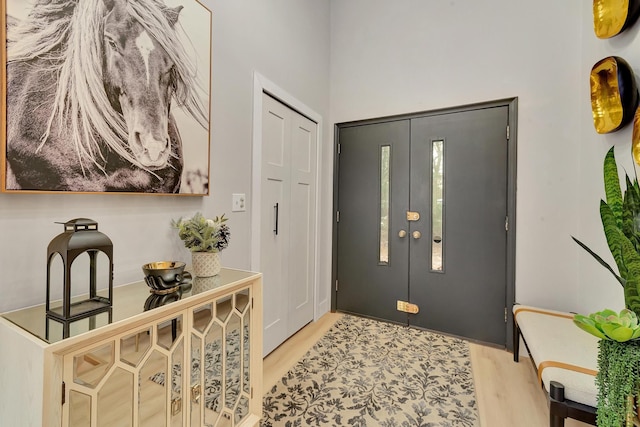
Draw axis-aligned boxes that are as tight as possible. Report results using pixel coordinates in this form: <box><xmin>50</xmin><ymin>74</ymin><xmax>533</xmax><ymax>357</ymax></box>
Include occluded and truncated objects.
<box><xmin>332</xmin><ymin>97</ymin><xmax>518</xmax><ymax>350</ymax></box>
<box><xmin>251</xmin><ymin>71</ymin><xmax>323</xmax><ymax>322</ymax></box>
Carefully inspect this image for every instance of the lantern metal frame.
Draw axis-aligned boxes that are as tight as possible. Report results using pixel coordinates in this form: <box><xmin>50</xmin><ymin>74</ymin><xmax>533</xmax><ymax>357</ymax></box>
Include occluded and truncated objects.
<box><xmin>45</xmin><ymin>218</ymin><xmax>114</xmax><ymax>325</ymax></box>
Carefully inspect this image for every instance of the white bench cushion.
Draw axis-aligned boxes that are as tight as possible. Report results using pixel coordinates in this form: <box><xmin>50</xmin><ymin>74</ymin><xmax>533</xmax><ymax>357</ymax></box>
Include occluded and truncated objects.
<box><xmin>514</xmin><ymin>305</ymin><xmax>599</xmax><ymax>408</ymax></box>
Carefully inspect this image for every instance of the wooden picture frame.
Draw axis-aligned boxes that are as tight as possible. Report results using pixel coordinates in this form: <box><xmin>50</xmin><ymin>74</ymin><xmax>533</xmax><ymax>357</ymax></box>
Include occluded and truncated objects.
<box><xmin>0</xmin><ymin>0</ymin><xmax>211</xmax><ymax>195</ymax></box>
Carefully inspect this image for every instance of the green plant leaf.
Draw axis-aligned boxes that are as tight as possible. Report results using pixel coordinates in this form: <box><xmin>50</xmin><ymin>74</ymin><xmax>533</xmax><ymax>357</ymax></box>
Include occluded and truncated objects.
<box><xmin>594</xmin><ymin>312</ymin><xmax>619</xmax><ymax>327</ymax></box>
<box><xmin>627</xmin><ymin>295</ymin><xmax>640</xmax><ymax>307</ymax></box>
<box><xmin>575</xmin><ymin>309</ymin><xmax>640</xmax><ymax>342</ymax></box>
<box><xmin>618</xmin><ymin>230</ymin><xmax>640</xmax><ymax>317</ymax></box>
<box><xmin>622</xmin><ymin>175</ymin><xmax>640</xmax><ymax>251</ymax></box>
<box><xmin>601</xmin><ymin>323</ymin><xmax>634</xmax><ymax>342</ymax></box>
<box><xmin>592</xmin><ymin>309</ymin><xmax>619</xmax><ymax>319</ymax></box>
<box><xmin>573</xmin><ymin>314</ymin><xmax>608</xmax><ymax>340</ymax></box>
<box><xmin>596</xmin><ymin>340</ymin><xmax>640</xmax><ymax>426</ymax></box>
<box><xmin>571</xmin><ymin>236</ymin><xmax>624</xmax><ymax>286</ymax></box>
<box><xmin>601</xmin><ymin>201</ymin><xmax>627</xmax><ymax>280</ymax></box>
<box><xmin>620</xmin><ymin>308</ymin><xmax>635</xmax><ymax>321</ymax></box>
<box><xmin>604</xmin><ymin>146</ymin><xmax>623</xmax><ymax>228</ymax></box>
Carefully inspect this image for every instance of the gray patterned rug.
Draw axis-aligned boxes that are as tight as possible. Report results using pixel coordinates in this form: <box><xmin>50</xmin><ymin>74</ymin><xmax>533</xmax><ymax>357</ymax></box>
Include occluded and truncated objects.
<box><xmin>262</xmin><ymin>315</ymin><xmax>479</xmax><ymax>427</ymax></box>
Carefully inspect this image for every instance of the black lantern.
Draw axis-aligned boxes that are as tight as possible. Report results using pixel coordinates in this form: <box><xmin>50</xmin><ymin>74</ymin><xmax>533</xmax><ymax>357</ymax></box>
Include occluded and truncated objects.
<box><xmin>46</xmin><ymin>218</ymin><xmax>114</xmax><ymax>324</ymax></box>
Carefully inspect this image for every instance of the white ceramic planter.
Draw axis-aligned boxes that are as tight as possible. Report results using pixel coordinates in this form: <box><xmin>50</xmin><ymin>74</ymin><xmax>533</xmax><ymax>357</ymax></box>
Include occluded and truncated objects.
<box><xmin>191</xmin><ymin>251</ymin><xmax>221</xmax><ymax>277</ymax></box>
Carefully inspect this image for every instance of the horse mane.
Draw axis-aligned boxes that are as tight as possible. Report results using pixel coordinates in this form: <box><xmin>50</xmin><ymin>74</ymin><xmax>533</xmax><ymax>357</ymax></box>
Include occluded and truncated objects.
<box><xmin>8</xmin><ymin>0</ymin><xmax>208</xmax><ymax>173</ymax></box>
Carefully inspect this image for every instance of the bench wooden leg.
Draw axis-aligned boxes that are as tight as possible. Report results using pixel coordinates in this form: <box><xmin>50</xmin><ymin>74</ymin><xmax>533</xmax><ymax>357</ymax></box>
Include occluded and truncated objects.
<box><xmin>550</xmin><ymin>381</ymin><xmax>566</xmax><ymax>427</ymax></box>
<box><xmin>548</xmin><ymin>380</ymin><xmax>597</xmax><ymax>426</ymax></box>
<box><xmin>513</xmin><ymin>315</ymin><xmax>520</xmax><ymax>362</ymax></box>
<box><xmin>550</xmin><ymin>412</ymin><xmax>565</xmax><ymax>427</ymax></box>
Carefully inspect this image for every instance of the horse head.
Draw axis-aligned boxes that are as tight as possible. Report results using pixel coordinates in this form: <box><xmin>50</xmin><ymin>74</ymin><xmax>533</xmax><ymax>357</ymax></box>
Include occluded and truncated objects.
<box><xmin>102</xmin><ymin>0</ymin><xmax>183</xmax><ymax>170</ymax></box>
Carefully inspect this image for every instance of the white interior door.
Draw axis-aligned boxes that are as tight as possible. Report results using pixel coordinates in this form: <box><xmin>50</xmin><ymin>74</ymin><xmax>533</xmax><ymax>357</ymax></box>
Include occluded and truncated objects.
<box><xmin>288</xmin><ymin>111</ymin><xmax>317</xmax><ymax>335</ymax></box>
<box><xmin>261</xmin><ymin>93</ymin><xmax>317</xmax><ymax>356</ymax></box>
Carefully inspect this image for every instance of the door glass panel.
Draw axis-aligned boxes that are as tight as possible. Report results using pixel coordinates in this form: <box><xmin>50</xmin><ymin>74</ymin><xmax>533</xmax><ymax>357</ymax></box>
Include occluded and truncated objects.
<box><xmin>235</xmin><ymin>396</ymin><xmax>250</xmax><ymax>424</ymax></box>
<box><xmin>69</xmin><ymin>390</ymin><xmax>91</xmax><ymax>426</ymax></box>
<box><xmin>431</xmin><ymin>139</ymin><xmax>444</xmax><ymax>272</ymax></box>
<box><xmin>238</xmin><ymin>308</ymin><xmax>251</xmax><ymax>422</ymax></box>
<box><xmin>158</xmin><ymin>315</ymin><xmax>182</xmax><ymax>350</ymax></box>
<box><xmin>216</xmin><ymin>296</ymin><xmax>232</xmax><ymax>322</ymax></box>
<box><xmin>171</xmin><ymin>338</ymin><xmax>184</xmax><ymax>427</ymax></box>
<box><xmin>379</xmin><ymin>145</ymin><xmax>391</xmax><ymax>264</ymax></box>
<box><xmin>235</xmin><ymin>288</ymin><xmax>250</xmax><ymax>312</ymax></box>
<box><xmin>193</xmin><ymin>303</ymin><xmax>213</xmax><ymax>333</ymax></box>
<box><xmin>225</xmin><ymin>313</ymin><xmax>242</xmax><ymax>411</ymax></box>
<box><xmin>190</xmin><ymin>334</ymin><xmax>202</xmax><ymax>426</ymax></box>
<box><xmin>139</xmin><ymin>350</ymin><xmax>168</xmax><ymax>427</ymax></box>
<box><xmin>97</xmin><ymin>367</ymin><xmax>133</xmax><ymax>426</ymax></box>
<box><xmin>204</xmin><ymin>322</ymin><xmax>223</xmax><ymax>424</ymax></box>
<box><xmin>120</xmin><ymin>327</ymin><xmax>152</xmax><ymax>367</ymax></box>
<box><xmin>218</xmin><ymin>412</ymin><xmax>233</xmax><ymax>427</ymax></box>
<box><xmin>242</xmin><ymin>309</ymin><xmax>251</xmax><ymax>394</ymax></box>
<box><xmin>73</xmin><ymin>342</ymin><xmax>114</xmax><ymax>387</ymax></box>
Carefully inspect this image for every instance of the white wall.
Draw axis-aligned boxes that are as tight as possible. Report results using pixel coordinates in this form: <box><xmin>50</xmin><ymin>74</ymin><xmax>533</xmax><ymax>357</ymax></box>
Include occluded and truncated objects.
<box><xmin>330</xmin><ymin>0</ymin><xmax>588</xmax><ymax>312</ymax></box>
<box><xmin>0</xmin><ymin>0</ymin><xmax>332</xmax><ymax>314</ymax></box>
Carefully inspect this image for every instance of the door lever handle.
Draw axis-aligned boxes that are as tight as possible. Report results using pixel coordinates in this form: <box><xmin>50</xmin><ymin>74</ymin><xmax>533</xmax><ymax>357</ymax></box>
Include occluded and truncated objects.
<box><xmin>274</xmin><ymin>203</ymin><xmax>279</xmax><ymax>235</ymax></box>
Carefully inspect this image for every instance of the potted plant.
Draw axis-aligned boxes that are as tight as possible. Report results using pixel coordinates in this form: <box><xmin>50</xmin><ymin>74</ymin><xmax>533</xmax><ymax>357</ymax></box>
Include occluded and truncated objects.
<box><xmin>573</xmin><ymin>146</ymin><xmax>640</xmax><ymax>426</ymax></box>
<box><xmin>172</xmin><ymin>212</ymin><xmax>230</xmax><ymax>277</ymax></box>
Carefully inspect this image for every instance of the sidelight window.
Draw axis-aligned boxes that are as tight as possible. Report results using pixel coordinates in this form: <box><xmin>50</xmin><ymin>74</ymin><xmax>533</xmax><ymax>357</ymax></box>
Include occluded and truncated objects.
<box><xmin>379</xmin><ymin>145</ymin><xmax>390</xmax><ymax>264</ymax></box>
<box><xmin>431</xmin><ymin>140</ymin><xmax>444</xmax><ymax>272</ymax></box>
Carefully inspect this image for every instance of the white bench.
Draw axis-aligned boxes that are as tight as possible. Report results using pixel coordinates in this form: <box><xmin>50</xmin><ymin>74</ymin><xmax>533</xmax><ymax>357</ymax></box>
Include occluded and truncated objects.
<box><xmin>513</xmin><ymin>304</ymin><xmax>599</xmax><ymax>427</ymax></box>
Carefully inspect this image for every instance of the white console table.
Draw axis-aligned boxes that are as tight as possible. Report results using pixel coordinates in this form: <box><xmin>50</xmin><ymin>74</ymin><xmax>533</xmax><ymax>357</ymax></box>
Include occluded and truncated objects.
<box><xmin>0</xmin><ymin>268</ymin><xmax>262</xmax><ymax>427</ymax></box>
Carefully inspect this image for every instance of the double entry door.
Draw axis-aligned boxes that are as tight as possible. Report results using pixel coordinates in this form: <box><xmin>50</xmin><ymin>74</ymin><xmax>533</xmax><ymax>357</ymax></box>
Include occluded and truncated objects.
<box><xmin>336</xmin><ymin>105</ymin><xmax>510</xmax><ymax>346</ymax></box>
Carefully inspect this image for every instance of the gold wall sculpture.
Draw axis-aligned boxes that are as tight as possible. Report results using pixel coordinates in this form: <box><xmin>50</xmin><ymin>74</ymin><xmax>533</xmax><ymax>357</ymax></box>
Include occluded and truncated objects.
<box><xmin>631</xmin><ymin>110</ymin><xmax>640</xmax><ymax>164</ymax></box>
<box><xmin>594</xmin><ymin>0</ymin><xmax>640</xmax><ymax>38</ymax></box>
<box><xmin>590</xmin><ymin>56</ymin><xmax>639</xmax><ymax>134</ymax></box>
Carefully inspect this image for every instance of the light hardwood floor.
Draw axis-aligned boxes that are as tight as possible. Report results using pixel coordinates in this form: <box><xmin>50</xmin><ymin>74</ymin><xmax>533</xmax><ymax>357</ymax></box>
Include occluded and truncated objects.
<box><xmin>263</xmin><ymin>312</ymin><xmax>591</xmax><ymax>427</ymax></box>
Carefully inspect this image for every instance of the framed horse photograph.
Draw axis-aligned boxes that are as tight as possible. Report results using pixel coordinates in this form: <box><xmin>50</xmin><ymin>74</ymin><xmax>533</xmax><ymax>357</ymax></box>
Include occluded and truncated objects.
<box><xmin>0</xmin><ymin>0</ymin><xmax>212</xmax><ymax>195</ymax></box>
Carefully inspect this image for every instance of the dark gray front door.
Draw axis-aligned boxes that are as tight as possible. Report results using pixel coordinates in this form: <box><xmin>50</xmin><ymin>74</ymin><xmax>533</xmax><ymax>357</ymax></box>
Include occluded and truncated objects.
<box><xmin>335</xmin><ymin>105</ymin><xmax>510</xmax><ymax>346</ymax></box>
<box><xmin>336</xmin><ymin>120</ymin><xmax>410</xmax><ymax>324</ymax></box>
<box><xmin>409</xmin><ymin>107</ymin><xmax>508</xmax><ymax>345</ymax></box>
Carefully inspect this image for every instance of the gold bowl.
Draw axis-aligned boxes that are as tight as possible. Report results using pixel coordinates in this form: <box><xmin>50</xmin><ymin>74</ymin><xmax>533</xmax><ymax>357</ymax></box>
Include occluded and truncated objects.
<box><xmin>142</xmin><ymin>261</ymin><xmax>191</xmax><ymax>294</ymax></box>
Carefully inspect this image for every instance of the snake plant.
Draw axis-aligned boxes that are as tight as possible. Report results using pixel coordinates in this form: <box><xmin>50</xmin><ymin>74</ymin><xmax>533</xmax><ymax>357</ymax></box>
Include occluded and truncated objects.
<box><xmin>573</xmin><ymin>147</ymin><xmax>640</xmax><ymax>426</ymax></box>
<box><xmin>573</xmin><ymin>147</ymin><xmax>640</xmax><ymax>317</ymax></box>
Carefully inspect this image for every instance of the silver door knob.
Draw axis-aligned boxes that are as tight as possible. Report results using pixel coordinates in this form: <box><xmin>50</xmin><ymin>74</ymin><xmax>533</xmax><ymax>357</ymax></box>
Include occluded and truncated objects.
<box><xmin>412</xmin><ymin>231</ymin><xmax>422</xmax><ymax>239</ymax></box>
<box><xmin>398</xmin><ymin>230</ymin><xmax>407</xmax><ymax>238</ymax></box>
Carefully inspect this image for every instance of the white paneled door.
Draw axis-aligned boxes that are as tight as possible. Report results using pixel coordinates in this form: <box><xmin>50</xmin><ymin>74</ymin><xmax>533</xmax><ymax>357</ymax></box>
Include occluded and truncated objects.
<box><xmin>261</xmin><ymin>93</ymin><xmax>317</xmax><ymax>356</ymax></box>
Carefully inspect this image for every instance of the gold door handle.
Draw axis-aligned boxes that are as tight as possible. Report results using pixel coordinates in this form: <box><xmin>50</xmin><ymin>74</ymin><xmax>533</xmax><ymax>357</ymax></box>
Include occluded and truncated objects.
<box><xmin>398</xmin><ymin>230</ymin><xmax>407</xmax><ymax>238</ymax></box>
<box><xmin>191</xmin><ymin>384</ymin><xmax>201</xmax><ymax>403</ymax></box>
<box><xmin>412</xmin><ymin>231</ymin><xmax>422</xmax><ymax>240</ymax></box>
<box><xmin>171</xmin><ymin>398</ymin><xmax>182</xmax><ymax>416</ymax></box>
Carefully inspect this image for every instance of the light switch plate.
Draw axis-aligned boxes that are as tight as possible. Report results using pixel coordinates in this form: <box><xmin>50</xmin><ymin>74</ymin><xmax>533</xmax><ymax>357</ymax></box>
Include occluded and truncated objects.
<box><xmin>232</xmin><ymin>193</ymin><xmax>246</xmax><ymax>212</ymax></box>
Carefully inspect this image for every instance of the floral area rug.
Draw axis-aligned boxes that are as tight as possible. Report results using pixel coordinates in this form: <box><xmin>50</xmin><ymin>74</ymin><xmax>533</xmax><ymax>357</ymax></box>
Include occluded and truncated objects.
<box><xmin>262</xmin><ymin>315</ymin><xmax>479</xmax><ymax>427</ymax></box>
